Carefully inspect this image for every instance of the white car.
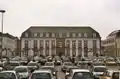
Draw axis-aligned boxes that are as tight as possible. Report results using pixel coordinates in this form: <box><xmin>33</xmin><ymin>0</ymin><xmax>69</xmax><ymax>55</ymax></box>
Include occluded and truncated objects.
<box><xmin>66</xmin><ymin>69</ymin><xmax>94</xmax><ymax>79</ymax></box>
<box><xmin>14</xmin><ymin>66</ymin><xmax>29</xmax><ymax>79</ymax></box>
<box><xmin>1</xmin><ymin>70</ymin><xmax>18</xmax><ymax>79</ymax></box>
<box><xmin>92</xmin><ymin>66</ymin><xmax>107</xmax><ymax>79</ymax></box>
<box><xmin>29</xmin><ymin>69</ymin><xmax>54</xmax><ymax>79</ymax></box>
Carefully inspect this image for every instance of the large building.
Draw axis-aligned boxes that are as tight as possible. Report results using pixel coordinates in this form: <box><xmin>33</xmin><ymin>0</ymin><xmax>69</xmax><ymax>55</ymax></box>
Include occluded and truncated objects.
<box><xmin>20</xmin><ymin>26</ymin><xmax>101</xmax><ymax>57</ymax></box>
<box><xmin>102</xmin><ymin>30</ymin><xmax>120</xmax><ymax>57</ymax></box>
<box><xmin>0</xmin><ymin>32</ymin><xmax>18</xmax><ymax>58</ymax></box>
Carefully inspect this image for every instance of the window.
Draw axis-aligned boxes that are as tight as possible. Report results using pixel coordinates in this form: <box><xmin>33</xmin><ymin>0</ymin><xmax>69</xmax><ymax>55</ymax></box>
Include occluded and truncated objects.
<box><xmin>78</xmin><ymin>33</ymin><xmax>82</xmax><ymax>37</ymax></box>
<box><xmin>72</xmin><ymin>40</ymin><xmax>76</xmax><ymax>47</ymax></box>
<box><xmin>78</xmin><ymin>40</ymin><xmax>82</xmax><ymax>48</ymax></box>
<box><xmin>51</xmin><ymin>40</ymin><xmax>55</xmax><ymax>47</ymax></box>
<box><xmin>40</xmin><ymin>32</ymin><xmax>43</xmax><ymax>37</ymax></box>
<box><xmin>51</xmin><ymin>33</ymin><xmax>55</xmax><ymax>37</ymax></box>
<box><xmin>34</xmin><ymin>40</ymin><xmax>37</xmax><ymax>48</ymax></box>
<box><xmin>34</xmin><ymin>33</ymin><xmax>38</xmax><ymax>37</ymax></box>
<box><xmin>45</xmin><ymin>40</ymin><xmax>49</xmax><ymax>47</ymax></box>
<box><xmin>72</xmin><ymin>33</ymin><xmax>76</xmax><ymax>37</ymax></box>
<box><xmin>25</xmin><ymin>40</ymin><xmax>28</xmax><ymax>48</ymax></box>
<box><xmin>66</xmin><ymin>40</ymin><xmax>70</xmax><ymax>47</ymax></box>
<box><xmin>84</xmin><ymin>33</ymin><xmax>88</xmax><ymax>37</ymax></box>
<box><xmin>39</xmin><ymin>40</ymin><xmax>43</xmax><ymax>48</ymax></box>
<box><xmin>59</xmin><ymin>33</ymin><xmax>62</xmax><ymax>38</ymax></box>
<box><xmin>93</xmin><ymin>33</ymin><xmax>96</xmax><ymax>38</ymax></box>
<box><xmin>66</xmin><ymin>33</ymin><xmax>70</xmax><ymax>37</ymax></box>
<box><xmin>84</xmin><ymin>40</ymin><xmax>88</xmax><ymax>47</ymax></box>
<box><xmin>25</xmin><ymin>33</ymin><xmax>28</xmax><ymax>37</ymax></box>
<box><xmin>46</xmin><ymin>33</ymin><xmax>49</xmax><ymax>37</ymax></box>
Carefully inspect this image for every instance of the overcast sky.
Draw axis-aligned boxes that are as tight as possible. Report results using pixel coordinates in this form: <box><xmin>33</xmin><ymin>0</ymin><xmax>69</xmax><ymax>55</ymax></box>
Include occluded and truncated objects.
<box><xmin>0</xmin><ymin>0</ymin><xmax>120</xmax><ymax>39</ymax></box>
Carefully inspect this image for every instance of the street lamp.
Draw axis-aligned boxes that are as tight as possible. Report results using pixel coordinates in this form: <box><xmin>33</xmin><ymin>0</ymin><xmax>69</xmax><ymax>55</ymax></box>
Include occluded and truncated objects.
<box><xmin>0</xmin><ymin>10</ymin><xmax>6</xmax><ymax>58</ymax></box>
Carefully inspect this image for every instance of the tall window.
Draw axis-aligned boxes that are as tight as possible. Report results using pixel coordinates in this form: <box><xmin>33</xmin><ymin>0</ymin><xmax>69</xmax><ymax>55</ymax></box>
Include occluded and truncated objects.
<box><xmin>45</xmin><ymin>40</ymin><xmax>49</xmax><ymax>48</ymax></box>
<box><xmin>24</xmin><ymin>40</ymin><xmax>28</xmax><ymax>56</ymax></box>
<box><xmin>93</xmin><ymin>40</ymin><xmax>97</xmax><ymax>56</ymax></box>
<box><xmin>78</xmin><ymin>40</ymin><xmax>82</xmax><ymax>48</ymax></box>
<box><xmin>72</xmin><ymin>40</ymin><xmax>76</xmax><ymax>48</ymax></box>
<box><xmin>39</xmin><ymin>40</ymin><xmax>43</xmax><ymax>48</ymax></box>
<box><xmin>84</xmin><ymin>40</ymin><xmax>88</xmax><ymax>57</ymax></box>
<box><xmin>51</xmin><ymin>40</ymin><xmax>55</xmax><ymax>48</ymax></box>
<box><xmin>34</xmin><ymin>40</ymin><xmax>38</xmax><ymax>55</ymax></box>
<box><xmin>66</xmin><ymin>40</ymin><xmax>70</xmax><ymax>48</ymax></box>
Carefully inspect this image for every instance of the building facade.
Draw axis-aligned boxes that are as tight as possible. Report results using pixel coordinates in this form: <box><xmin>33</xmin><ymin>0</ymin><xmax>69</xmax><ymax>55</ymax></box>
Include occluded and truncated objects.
<box><xmin>21</xmin><ymin>26</ymin><xmax>101</xmax><ymax>57</ymax></box>
<box><xmin>0</xmin><ymin>33</ymin><xmax>18</xmax><ymax>58</ymax></box>
<box><xmin>102</xmin><ymin>30</ymin><xmax>120</xmax><ymax>57</ymax></box>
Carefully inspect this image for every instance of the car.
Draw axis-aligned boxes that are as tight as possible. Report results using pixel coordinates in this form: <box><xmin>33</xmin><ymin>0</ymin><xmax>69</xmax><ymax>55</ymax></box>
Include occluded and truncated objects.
<box><xmin>7</xmin><ymin>61</ymin><xmax>21</xmax><ymax>70</ymax></box>
<box><xmin>27</xmin><ymin>61</ymin><xmax>40</xmax><ymax>71</ymax></box>
<box><xmin>1</xmin><ymin>70</ymin><xmax>19</xmax><ymax>79</ymax></box>
<box><xmin>92</xmin><ymin>66</ymin><xmax>107</xmax><ymax>79</ymax></box>
<box><xmin>0</xmin><ymin>72</ymin><xmax>10</xmax><ymax>79</ymax></box>
<box><xmin>14</xmin><ymin>66</ymin><xmax>30</xmax><ymax>79</ymax></box>
<box><xmin>100</xmin><ymin>70</ymin><xmax>120</xmax><ymax>79</ymax></box>
<box><xmin>105</xmin><ymin>57</ymin><xmax>117</xmax><ymax>66</ymax></box>
<box><xmin>29</xmin><ymin>69</ymin><xmax>55</xmax><ymax>79</ymax></box>
<box><xmin>61</xmin><ymin>62</ymin><xmax>74</xmax><ymax>72</ymax></box>
<box><xmin>45</xmin><ymin>62</ymin><xmax>54</xmax><ymax>68</ymax></box>
<box><xmin>77</xmin><ymin>61</ymin><xmax>89</xmax><ymax>69</ymax></box>
<box><xmin>41</xmin><ymin>66</ymin><xmax>57</xmax><ymax>76</ymax></box>
<box><xmin>66</xmin><ymin>69</ymin><xmax>94</xmax><ymax>79</ymax></box>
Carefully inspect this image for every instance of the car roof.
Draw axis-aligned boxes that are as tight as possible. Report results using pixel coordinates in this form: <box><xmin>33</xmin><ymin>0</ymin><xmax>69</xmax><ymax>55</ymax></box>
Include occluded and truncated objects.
<box><xmin>14</xmin><ymin>66</ymin><xmax>28</xmax><ymax>68</ymax></box>
<box><xmin>33</xmin><ymin>70</ymin><xmax>52</xmax><ymax>73</ymax></box>
<box><xmin>2</xmin><ymin>70</ymin><xmax>16</xmax><ymax>74</ymax></box>
<box><xmin>72</xmin><ymin>69</ymin><xmax>90</xmax><ymax>74</ymax></box>
<box><xmin>93</xmin><ymin>66</ymin><xmax>106</xmax><ymax>68</ymax></box>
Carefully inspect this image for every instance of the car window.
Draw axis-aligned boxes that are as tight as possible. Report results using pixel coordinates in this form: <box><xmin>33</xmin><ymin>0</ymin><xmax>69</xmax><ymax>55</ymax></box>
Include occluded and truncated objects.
<box><xmin>112</xmin><ymin>72</ymin><xmax>119</xmax><ymax>79</ymax></box>
<box><xmin>73</xmin><ymin>72</ymin><xmax>94</xmax><ymax>79</ymax></box>
<box><xmin>15</xmin><ymin>67</ymin><xmax>27</xmax><ymax>73</ymax></box>
<box><xmin>0</xmin><ymin>73</ymin><xmax>9</xmax><ymax>79</ymax></box>
<box><xmin>3</xmin><ymin>72</ymin><xmax>16</xmax><ymax>79</ymax></box>
<box><xmin>94</xmin><ymin>67</ymin><xmax>107</xmax><ymax>72</ymax></box>
<box><xmin>31</xmin><ymin>73</ymin><xmax>51</xmax><ymax>79</ymax></box>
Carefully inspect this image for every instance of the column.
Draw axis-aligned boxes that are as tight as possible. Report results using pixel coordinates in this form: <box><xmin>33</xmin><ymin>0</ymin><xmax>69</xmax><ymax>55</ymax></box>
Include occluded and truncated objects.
<box><xmin>82</xmin><ymin>40</ymin><xmax>84</xmax><ymax>58</ymax></box>
<box><xmin>70</xmin><ymin>40</ymin><xmax>72</xmax><ymax>56</ymax></box>
<box><xmin>76</xmin><ymin>40</ymin><xmax>78</xmax><ymax>56</ymax></box>
<box><xmin>49</xmin><ymin>40</ymin><xmax>51</xmax><ymax>56</ymax></box>
<box><xmin>43</xmin><ymin>40</ymin><xmax>46</xmax><ymax>56</ymax></box>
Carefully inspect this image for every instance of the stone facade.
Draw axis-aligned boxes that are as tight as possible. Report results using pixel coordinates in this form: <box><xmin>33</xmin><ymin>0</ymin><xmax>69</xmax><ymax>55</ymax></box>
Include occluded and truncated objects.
<box><xmin>20</xmin><ymin>26</ymin><xmax>101</xmax><ymax>57</ymax></box>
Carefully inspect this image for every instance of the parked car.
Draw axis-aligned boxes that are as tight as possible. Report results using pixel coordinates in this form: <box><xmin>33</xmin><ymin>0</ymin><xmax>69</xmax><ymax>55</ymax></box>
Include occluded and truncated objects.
<box><xmin>14</xmin><ymin>66</ymin><xmax>30</xmax><ymax>79</ymax></box>
<box><xmin>29</xmin><ymin>69</ymin><xmax>55</xmax><ymax>79</ymax></box>
<box><xmin>1</xmin><ymin>70</ymin><xmax>19</xmax><ymax>79</ymax></box>
<box><xmin>61</xmin><ymin>62</ymin><xmax>73</xmax><ymax>72</ymax></box>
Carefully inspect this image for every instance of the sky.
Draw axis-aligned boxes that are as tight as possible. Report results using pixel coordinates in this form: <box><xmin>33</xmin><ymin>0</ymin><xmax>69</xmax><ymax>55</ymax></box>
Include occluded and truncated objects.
<box><xmin>0</xmin><ymin>0</ymin><xmax>120</xmax><ymax>39</ymax></box>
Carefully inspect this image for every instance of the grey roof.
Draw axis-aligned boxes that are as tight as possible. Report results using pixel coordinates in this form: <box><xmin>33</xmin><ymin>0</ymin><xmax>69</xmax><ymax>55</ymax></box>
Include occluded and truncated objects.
<box><xmin>107</xmin><ymin>30</ymin><xmax>120</xmax><ymax>38</ymax></box>
<box><xmin>21</xmin><ymin>26</ymin><xmax>100</xmax><ymax>38</ymax></box>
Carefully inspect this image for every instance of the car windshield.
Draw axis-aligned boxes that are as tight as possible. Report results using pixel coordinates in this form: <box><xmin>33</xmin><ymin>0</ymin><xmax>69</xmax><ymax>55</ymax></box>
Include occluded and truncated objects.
<box><xmin>31</xmin><ymin>73</ymin><xmax>51</xmax><ymax>79</ymax></box>
<box><xmin>0</xmin><ymin>73</ymin><xmax>9</xmax><ymax>79</ymax></box>
<box><xmin>64</xmin><ymin>62</ymin><xmax>72</xmax><ymax>66</ymax></box>
<box><xmin>28</xmin><ymin>63</ymin><xmax>37</xmax><ymax>66</ymax></box>
<box><xmin>3</xmin><ymin>72</ymin><xmax>16</xmax><ymax>79</ymax></box>
<box><xmin>73</xmin><ymin>72</ymin><xmax>94</xmax><ymax>79</ymax></box>
<box><xmin>15</xmin><ymin>67</ymin><xmax>27</xmax><ymax>73</ymax></box>
<box><xmin>45</xmin><ymin>63</ymin><xmax>54</xmax><ymax>66</ymax></box>
<box><xmin>94</xmin><ymin>67</ymin><xmax>107</xmax><ymax>72</ymax></box>
<box><xmin>10</xmin><ymin>63</ymin><xmax>19</xmax><ymax>66</ymax></box>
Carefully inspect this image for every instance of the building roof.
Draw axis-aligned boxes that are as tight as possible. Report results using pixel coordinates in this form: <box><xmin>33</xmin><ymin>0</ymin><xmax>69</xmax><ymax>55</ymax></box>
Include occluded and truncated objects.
<box><xmin>0</xmin><ymin>32</ymin><xmax>18</xmax><ymax>40</ymax></box>
<box><xmin>21</xmin><ymin>26</ymin><xmax>100</xmax><ymax>38</ymax></box>
<box><xmin>107</xmin><ymin>30</ymin><xmax>120</xmax><ymax>38</ymax></box>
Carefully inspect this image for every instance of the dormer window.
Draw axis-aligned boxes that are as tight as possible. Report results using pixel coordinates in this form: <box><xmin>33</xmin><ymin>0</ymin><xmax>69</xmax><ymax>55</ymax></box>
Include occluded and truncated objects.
<box><xmin>93</xmin><ymin>33</ymin><xmax>96</xmax><ymax>38</ymax></box>
<box><xmin>40</xmin><ymin>32</ymin><xmax>43</xmax><ymax>37</ymax></box>
<box><xmin>52</xmin><ymin>33</ymin><xmax>55</xmax><ymax>37</ymax></box>
<box><xmin>25</xmin><ymin>33</ymin><xmax>28</xmax><ymax>37</ymax></box>
<box><xmin>34</xmin><ymin>33</ymin><xmax>38</xmax><ymax>37</ymax></box>
<box><xmin>72</xmin><ymin>33</ymin><xmax>76</xmax><ymax>37</ymax></box>
<box><xmin>78</xmin><ymin>33</ymin><xmax>82</xmax><ymax>37</ymax></box>
<box><xmin>84</xmin><ymin>33</ymin><xmax>87</xmax><ymax>37</ymax></box>
<box><xmin>46</xmin><ymin>33</ymin><xmax>49</xmax><ymax>37</ymax></box>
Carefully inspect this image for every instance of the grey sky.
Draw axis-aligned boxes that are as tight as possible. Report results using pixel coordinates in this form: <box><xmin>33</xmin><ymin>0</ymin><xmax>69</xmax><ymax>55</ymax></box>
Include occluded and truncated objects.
<box><xmin>0</xmin><ymin>0</ymin><xmax>120</xmax><ymax>39</ymax></box>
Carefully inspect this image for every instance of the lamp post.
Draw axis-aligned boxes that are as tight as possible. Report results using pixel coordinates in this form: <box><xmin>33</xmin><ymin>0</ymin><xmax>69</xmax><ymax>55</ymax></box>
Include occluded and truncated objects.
<box><xmin>0</xmin><ymin>10</ymin><xmax>6</xmax><ymax>59</ymax></box>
